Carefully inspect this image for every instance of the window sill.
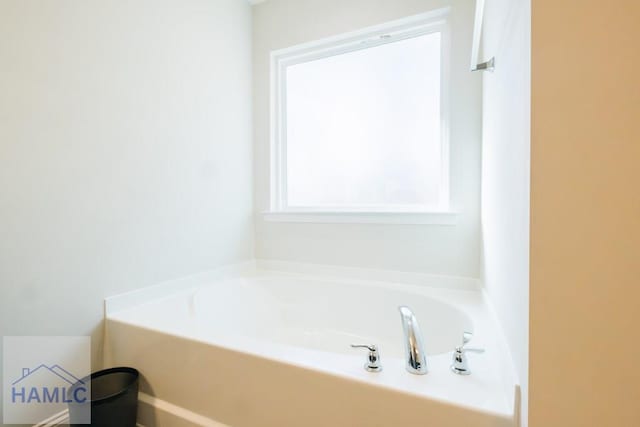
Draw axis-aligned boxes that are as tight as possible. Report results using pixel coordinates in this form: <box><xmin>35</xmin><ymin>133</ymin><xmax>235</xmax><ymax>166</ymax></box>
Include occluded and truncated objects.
<box><xmin>261</xmin><ymin>211</ymin><xmax>458</xmax><ymax>225</ymax></box>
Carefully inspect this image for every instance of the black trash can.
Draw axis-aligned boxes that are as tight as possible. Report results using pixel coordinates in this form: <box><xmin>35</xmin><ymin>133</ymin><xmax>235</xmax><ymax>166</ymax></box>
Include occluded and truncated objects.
<box><xmin>68</xmin><ymin>367</ymin><xmax>139</xmax><ymax>427</ymax></box>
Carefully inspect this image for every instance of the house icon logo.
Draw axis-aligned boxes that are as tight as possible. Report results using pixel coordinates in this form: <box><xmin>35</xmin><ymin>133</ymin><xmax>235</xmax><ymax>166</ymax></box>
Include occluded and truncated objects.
<box><xmin>11</xmin><ymin>364</ymin><xmax>87</xmax><ymax>404</ymax></box>
<box><xmin>3</xmin><ymin>336</ymin><xmax>91</xmax><ymax>424</ymax></box>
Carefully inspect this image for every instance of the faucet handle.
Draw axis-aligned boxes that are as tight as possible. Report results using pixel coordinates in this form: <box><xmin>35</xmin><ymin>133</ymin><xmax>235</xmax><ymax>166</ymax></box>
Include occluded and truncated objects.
<box><xmin>351</xmin><ymin>344</ymin><xmax>377</xmax><ymax>352</ymax></box>
<box><xmin>351</xmin><ymin>344</ymin><xmax>382</xmax><ymax>372</ymax></box>
<box><xmin>459</xmin><ymin>331</ymin><xmax>483</xmax><ymax>350</ymax></box>
<box><xmin>451</xmin><ymin>332</ymin><xmax>485</xmax><ymax>375</ymax></box>
<box><xmin>462</xmin><ymin>331</ymin><xmax>473</xmax><ymax>345</ymax></box>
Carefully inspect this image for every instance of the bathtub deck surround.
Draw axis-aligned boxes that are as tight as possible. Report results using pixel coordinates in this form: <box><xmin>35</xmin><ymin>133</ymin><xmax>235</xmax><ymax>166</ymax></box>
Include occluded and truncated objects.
<box><xmin>104</xmin><ymin>262</ymin><xmax>518</xmax><ymax>427</ymax></box>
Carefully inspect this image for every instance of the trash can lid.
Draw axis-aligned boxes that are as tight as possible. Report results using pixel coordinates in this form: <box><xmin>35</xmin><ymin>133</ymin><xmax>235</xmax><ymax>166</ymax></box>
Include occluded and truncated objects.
<box><xmin>69</xmin><ymin>367</ymin><xmax>139</xmax><ymax>403</ymax></box>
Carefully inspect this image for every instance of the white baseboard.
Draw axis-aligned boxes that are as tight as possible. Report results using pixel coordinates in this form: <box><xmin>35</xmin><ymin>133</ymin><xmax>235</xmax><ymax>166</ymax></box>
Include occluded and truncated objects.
<box><xmin>32</xmin><ymin>409</ymin><xmax>144</xmax><ymax>427</ymax></box>
<box><xmin>138</xmin><ymin>392</ymin><xmax>229</xmax><ymax>427</ymax></box>
<box><xmin>33</xmin><ymin>409</ymin><xmax>68</xmax><ymax>427</ymax></box>
<box><xmin>31</xmin><ymin>393</ymin><xmax>213</xmax><ymax>427</ymax></box>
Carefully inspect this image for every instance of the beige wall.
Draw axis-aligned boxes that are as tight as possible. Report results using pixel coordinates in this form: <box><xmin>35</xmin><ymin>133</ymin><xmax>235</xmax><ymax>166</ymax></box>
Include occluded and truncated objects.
<box><xmin>252</xmin><ymin>0</ymin><xmax>483</xmax><ymax>278</ymax></box>
<box><xmin>530</xmin><ymin>1</ymin><xmax>640</xmax><ymax>426</ymax></box>
<box><xmin>0</xmin><ymin>1</ymin><xmax>252</xmax><ymax>423</ymax></box>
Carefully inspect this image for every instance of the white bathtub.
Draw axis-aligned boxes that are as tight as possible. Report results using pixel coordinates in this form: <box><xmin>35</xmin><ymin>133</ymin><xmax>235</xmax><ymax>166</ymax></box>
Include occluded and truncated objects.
<box><xmin>105</xmin><ymin>264</ymin><xmax>518</xmax><ymax>427</ymax></box>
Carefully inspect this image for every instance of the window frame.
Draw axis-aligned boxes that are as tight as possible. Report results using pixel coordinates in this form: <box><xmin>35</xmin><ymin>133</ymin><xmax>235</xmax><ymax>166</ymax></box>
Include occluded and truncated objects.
<box><xmin>267</xmin><ymin>8</ymin><xmax>456</xmax><ymax>225</ymax></box>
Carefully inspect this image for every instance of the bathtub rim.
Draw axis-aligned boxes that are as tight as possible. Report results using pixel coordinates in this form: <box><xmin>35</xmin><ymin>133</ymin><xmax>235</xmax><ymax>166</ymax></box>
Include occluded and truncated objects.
<box><xmin>104</xmin><ymin>259</ymin><xmax>480</xmax><ymax>317</ymax></box>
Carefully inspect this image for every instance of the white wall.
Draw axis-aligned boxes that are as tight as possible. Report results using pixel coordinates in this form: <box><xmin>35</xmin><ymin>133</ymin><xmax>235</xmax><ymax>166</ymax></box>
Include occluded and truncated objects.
<box><xmin>0</xmin><ymin>0</ymin><xmax>253</xmax><ymax>421</ymax></box>
<box><xmin>252</xmin><ymin>0</ymin><xmax>482</xmax><ymax>278</ymax></box>
<box><xmin>480</xmin><ymin>0</ymin><xmax>530</xmax><ymax>425</ymax></box>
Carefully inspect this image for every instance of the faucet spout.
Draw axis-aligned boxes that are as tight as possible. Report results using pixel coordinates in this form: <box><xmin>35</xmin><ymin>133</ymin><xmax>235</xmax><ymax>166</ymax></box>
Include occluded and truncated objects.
<box><xmin>398</xmin><ymin>306</ymin><xmax>427</xmax><ymax>375</ymax></box>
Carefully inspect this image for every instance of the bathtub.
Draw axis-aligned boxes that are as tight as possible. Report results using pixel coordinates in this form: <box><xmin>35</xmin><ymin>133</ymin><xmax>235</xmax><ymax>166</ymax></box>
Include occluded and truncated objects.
<box><xmin>105</xmin><ymin>263</ymin><xmax>518</xmax><ymax>427</ymax></box>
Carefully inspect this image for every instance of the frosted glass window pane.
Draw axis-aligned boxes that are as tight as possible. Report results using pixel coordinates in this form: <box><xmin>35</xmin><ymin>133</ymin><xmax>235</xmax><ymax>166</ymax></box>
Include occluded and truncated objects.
<box><xmin>285</xmin><ymin>32</ymin><xmax>442</xmax><ymax>209</ymax></box>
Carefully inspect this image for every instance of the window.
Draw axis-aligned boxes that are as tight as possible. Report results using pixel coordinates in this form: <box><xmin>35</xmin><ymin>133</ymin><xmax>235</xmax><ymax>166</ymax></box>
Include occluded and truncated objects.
<box><xmin>268</xmin><ymin>9</ymin><xmax>454</xmax><ymax>224</ymax></box>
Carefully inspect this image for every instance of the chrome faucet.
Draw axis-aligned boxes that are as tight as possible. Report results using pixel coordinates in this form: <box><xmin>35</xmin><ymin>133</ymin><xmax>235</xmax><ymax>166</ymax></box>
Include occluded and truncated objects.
<box><xmin>398</xmin><ymin>306</ymin><xmax>427</xmax><ymax>375</ymax></box>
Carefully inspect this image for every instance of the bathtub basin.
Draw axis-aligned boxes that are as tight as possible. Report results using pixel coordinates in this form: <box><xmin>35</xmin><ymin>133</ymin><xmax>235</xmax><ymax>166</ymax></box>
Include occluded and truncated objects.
<box><xmin>105</xmin><ymin>265</ymin><xmax>518</xmax><ymax>427</ymax></box>
<box><xmin>192</xmin><ymin>276</ymin><xmax>472</xmax><ymax>357</ymax></box>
